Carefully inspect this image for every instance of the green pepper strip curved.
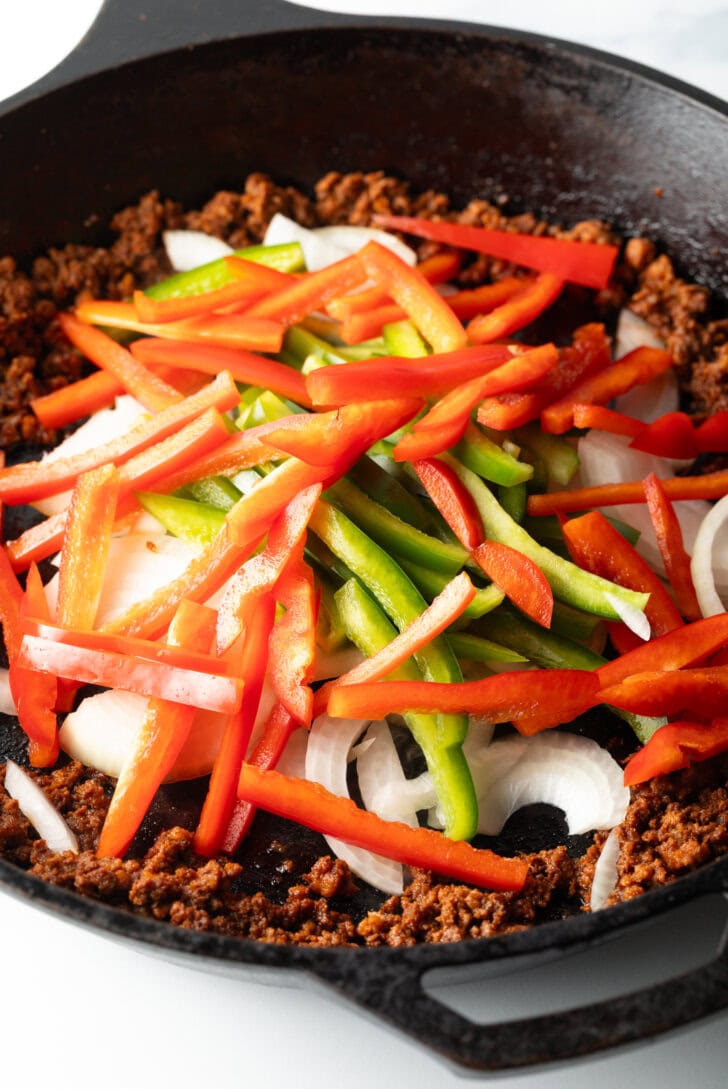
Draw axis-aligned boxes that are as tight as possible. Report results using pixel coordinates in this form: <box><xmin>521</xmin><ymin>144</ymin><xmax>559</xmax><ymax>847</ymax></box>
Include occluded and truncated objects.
<box><xmin>144</xmin><ymin>242</ymin><xmax>306</xmax><ymax>300</ymax></box>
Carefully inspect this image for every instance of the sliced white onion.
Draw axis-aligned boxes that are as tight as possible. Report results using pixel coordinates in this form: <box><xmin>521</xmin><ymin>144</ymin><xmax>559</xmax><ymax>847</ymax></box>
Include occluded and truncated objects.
<box><xmin>614</xmin><ymin>368</ymin><xmax>679</xmax><ymax>424</ymax></box>
<box><xmin>357</xmin><ymin>720</ymin><xmax>436</xmax><ymax>827</ymax></box>
<box><xmin>275</xmin><ymin>726</ymin><xmax>309</xmax><ymax>779</ymax></box>
<box><xmin>590</xmin><ymin>827</ymin><xmax>621</xmax><ymax>911</ymax></box>
<box><xmin>3</xmin><ymin>760</ymin><xmax>78</xmax><ymax>853</ymax></box>
<box><xmin>162</xmin><ymin>229</ymin><xmax>233</xmax><ymax>271</ymax></box>
<box><xmin>313</xmin><ymin>225</ymin><xmax>417</xmax><ymax>267</ymax></box>
<box><xmin>0</xmin><ymin>668</ymin><xmax>16</xmax><ymax>716</ymax></box>
<box><xmin>691</xmin><ymin>493</ymin><xmax>728</xmax><ymax>617</ymax></box>
<box><xmin>605</xmin><ymin>592</ymin><xmax>651</xmax><ymax>641</ymax></box>
<box><xmin>263</xmin><ymin>214</ymin><xmax>349</xmax><ymax>272</ymax></box>
<box><xmin>614</xmin><ymin>308</ymin><xmax>665</xmax><ymax>360</ymax></box>
<box><xmin>466</xmin><ymin>731</ymin><xmax>629</xmax><ymax>837</ymax></box>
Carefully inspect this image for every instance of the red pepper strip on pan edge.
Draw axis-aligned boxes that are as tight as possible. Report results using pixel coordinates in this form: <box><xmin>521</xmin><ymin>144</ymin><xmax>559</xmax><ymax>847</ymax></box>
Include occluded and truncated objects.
<box><xmin>413</xmin><ymin>458</ymin><xmax>485</xmax><ymax>551</ymax></box>
<box><xmin>472</xmin><ymin>541</ymin><xmax>554</xmax><ymax>629</ymax></box>
<box><xmin>96</xmin><ymin>600</ymin><xmax>219</xmax><ymax>859</ymax></box>
<box><xmin>527</xmin><ymin>467</ymin><xmax>728</xmax><ymax>516</ymax></box>
<box><xmin>623</xmin><ymin>719</ymin><xmax>728</xmax><ymax>786</ymax></box>
<box><xmin>236</xmin><ymin>765</ymin><xmax>528</xmax><ymax>891</ymax></box>
<box><xmin>642</xmin><ymin>473</ymin><xmax>702</xmax><ymax>622</ymax></box>
<box><xmin>371</xmin><ymin>214</ymin><xmax>619</xmax><ymax>290</ymax></box>
<box><xmin>467</xmin><ymin>274</ymin><xmax>564</xmax><ymax>344</ymax></box>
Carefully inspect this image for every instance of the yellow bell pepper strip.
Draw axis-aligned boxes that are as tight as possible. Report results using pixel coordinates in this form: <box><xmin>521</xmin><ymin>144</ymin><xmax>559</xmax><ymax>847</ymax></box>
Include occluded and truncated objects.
<box><xmin>130</xmin><ymin>337</ymin><xmax>312</xmax><ymax>408</ymax></box>
<box><xmin>269</xmin><ymin>554</ymin><xmax>317</xmax><ymax>727</ymax></box>
<box><xmin>530</xmin><ymin>465</ymin><xmax>728</xmax><ymax>516</ymax></box>
<box><xmin>237</xmin><ymin>764</ymin><xmax>528</xmax><ymax>892</ymax></box>
<box><xmin>467</xmin><ymin>274</ymin><xmax>564</xmax><ymax>344</ymax></box>
<box><xmin>473</xmin><ymin>541</ymin><xmax>554</xmax><ymax>629</ymax></box>
<box><xmin>11</xmin><ymin>564</ymin><xmax>59</xmax><ymax>767</ymax></box>
<box><xmin>243</xmin><ymin>252</ymin><xmax>368</xmax><ymax>326</ymax></box>
<box><xmin>58</xmin><ymin>312</ymin><xmax>184</xmax><ymax>412</ymax></box>
<box><xmin>541</xmin><ymin>346</ymin><xmax>674</xmax><ymax>434</ymax></box>
<box><xmin>601</xmin><ymin>668</ymin><xmax>728</xmax><ymax>719</ymax></box>
<box><xmin>132</xmin><ymin>257</ymin><xmax>295</xmax><ymax>323</ymax></box>
<box><xmin>96</xmin><ymin>600</ymin><xmax>218</xmax><ymax>859</ymax></box>
<box><xmin>225</xmin><ymin>702</ymin><xmax>298</xmax><ymax>851</ymax></box>
<box><xmin>0</xmin><ymin>370</ymin><xmax>239</xmax><ymax>507</ymax></box>
<box><xmin>195</xmin><ymin>591</ymin><xmax>277</xmax><ymax>857</ymax></box>
<box><xmin>623</xmin><ymin>718</ymin><xmax>728</xmax><ymax>786</ymax></box>
<box><xmin>413</xmin><ymin>458</ymin><xmax>485</xmax><ymax>551</ymax></box>
<box><xmin>356</xmin><ymin>241</ymin><xmax>467</xmax><ymax>353</ymax></box>
<box><xmin>642</xmin><ymin>473</ymin><xmax>701</xmax><ymax>621</ymax></box>
<box><xmin>7</xmin><ymin>407</ymin><xmax>231</xmax><ymax>570</ymax></box>
<box><xmin>56</xmin><ymin>463</ymin><xmax>119</xmax><ymax>632</ymax></box>
<box><xmin>596</xmin><ymin>613</ymin><xmax>728</xmax><ymax>690</ymax></box>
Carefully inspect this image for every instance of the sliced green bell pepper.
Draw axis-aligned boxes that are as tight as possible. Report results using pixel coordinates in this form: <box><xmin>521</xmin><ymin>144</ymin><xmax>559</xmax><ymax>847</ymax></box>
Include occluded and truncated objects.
<box><xmin>145</xmin><ymin>241</ymin><xmax>305</xmax><ymax>301</ymax></box>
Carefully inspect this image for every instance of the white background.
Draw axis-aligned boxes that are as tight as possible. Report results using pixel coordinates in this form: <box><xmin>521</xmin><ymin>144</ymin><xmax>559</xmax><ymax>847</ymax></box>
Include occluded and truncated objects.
<box><xmin>1</xmin><ymin>2</ymin><xmax>727</xmax><ymax>1086</ymax></box>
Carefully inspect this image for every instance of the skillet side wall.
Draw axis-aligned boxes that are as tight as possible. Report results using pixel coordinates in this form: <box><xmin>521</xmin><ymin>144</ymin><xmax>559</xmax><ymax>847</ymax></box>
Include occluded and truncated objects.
<box><xmin>0</xmin><ymin>29</ymin><xmax>726</xmax><ymax>294</ymax></box>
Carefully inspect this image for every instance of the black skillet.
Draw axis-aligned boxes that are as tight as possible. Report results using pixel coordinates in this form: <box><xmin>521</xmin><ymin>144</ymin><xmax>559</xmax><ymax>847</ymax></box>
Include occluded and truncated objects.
<box><xmin>1</xmin><ymin>0</ymin><xmax>728</xmax><ymax>1073</ymax></box>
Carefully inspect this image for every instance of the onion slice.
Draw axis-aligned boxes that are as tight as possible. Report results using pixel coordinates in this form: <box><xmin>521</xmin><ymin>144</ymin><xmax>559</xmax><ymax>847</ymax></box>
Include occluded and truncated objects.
<box><xmin>162</xmin><ymin>229</ymin><xmax>233</xmax><ymax>271</ymax></box>
<box><xmin>590</xmin><ymin>828</ymin><xmax>621</xmax><ymax>911</ymax></box>
<box><xmin>0</xmin><ymin>669</ymin><xmax>16</xmax><ymax>716</ymax></box>
<box><xmin>3</xmin><ymin>760</ymin><xmax>79</xmax><ymax>853</ymax></box>
<box><xmin>357</xmin><ymin>720</ymin><xmax>436</xmax><ymax>828</ymax></box>
<box><xmin>605</xmin><ymin>592</ymin><xmax>651</xmax><ymax>641</ymax></box>
<box><xmin>614</xmin><ymin>308</ymin><xmax>665</xmax><ymax>361</ymax></box>
<box><xmin>691</xmin><ymin>493</ymin><xmax>728</xmax><ymax>617</ymax></box>
<box><xmin>263</xmin><ymin>213</ymin><xmax>417</xmax><ymax>272</ymax></box>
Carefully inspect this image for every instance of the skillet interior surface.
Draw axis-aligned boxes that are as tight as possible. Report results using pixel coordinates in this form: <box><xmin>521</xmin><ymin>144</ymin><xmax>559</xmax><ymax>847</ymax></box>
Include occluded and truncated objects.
<box><xmin>1</xmin><ymin>2</ymin><xmax>728</xmax><ymax>1070</ymax></box>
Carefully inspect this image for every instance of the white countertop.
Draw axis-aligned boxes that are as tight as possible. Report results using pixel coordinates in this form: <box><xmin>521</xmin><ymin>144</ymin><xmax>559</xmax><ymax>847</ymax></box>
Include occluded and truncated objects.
<box><xmin>1</xmin><ymin>2</ymin><xmax>726</xmax><ymax>1086</ymax></box>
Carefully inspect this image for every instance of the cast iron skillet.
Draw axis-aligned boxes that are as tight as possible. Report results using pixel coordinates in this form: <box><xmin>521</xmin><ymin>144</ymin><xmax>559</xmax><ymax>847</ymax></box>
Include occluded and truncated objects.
<box><xmin>1</xmin><ymin>0</ymin><xmax>728</xmax><ymax>1073</ymax></box>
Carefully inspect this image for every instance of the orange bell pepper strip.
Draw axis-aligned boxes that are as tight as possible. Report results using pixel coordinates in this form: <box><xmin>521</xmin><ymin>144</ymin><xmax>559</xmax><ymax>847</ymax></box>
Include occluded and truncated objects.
<box><xmin>130</xmin><ymin>338</ymin><xmax>312</xmax><ymax>408</ymax></box>
<box><xmin>243</xmin><ymin>252</ymin><xmax>367</xmax><ymax>326</ymax></box>
<box><xmin>96</xmin><ymin>600</ymin><xmax>218</xmax><ymax>858</ymax></box>
<box><xmin>269</xmin><ymin>555</ymin><xmax>317</xmax><ymax>727</ymax></box>
<box><xmin>372</xmin><ymin>214</ymin><xmax>619</xmax><ymax>290</ymax></box>
<box><xmin>541</xmin><ymin>346</ymin><xmax>674</xmax><ymax>434</ymax></box>
<box><xmin>413</xmin><ymin>458</ymin><xmax>485</xmax><ymax>550</ymax></box>
<box><xmin>629</xmin><ymin>411</ymin><xmax>700</xmax><ymax>459</ymax></box>
<box><xmin>328</xmin><ymin>250</ymin><xmax>462</xmax><ymax>320</ymax></box>
<box><xmin>477</xmin><ymin>322</ymin><xmax>611</xmax><ymax>430</ymax></box>
<box><xmin>56</xmin><ymin>463</ymin><xmax>119</xmax><ymax>632</ymax></box>
<box><xmin>601</xmin><ymin>667</ymin><xmax>728</xmax><ymax>720</ymax></box>
<box><xmin>357</xmin><ymin>241</ymin><xmax>467</xmax><ymax>353</ymax></box>
<box><xmin>571</xmin><ymin>403</ymin><xmax>645</xmax><ymax>438</ymax></box>
<box><xmin>7</xmin><ymin>408</ymin><xmax>231</xmax><ymax>571</ymax></box>
<box><xmin>623</xmin><ymin>718</ymin><xmax>728</xmax><ymax>786</ymax></box>
<box><xmin>562</xmin><ymin>511</ymin><xmax>682</xmax><ymax>638</ymax></box>
<box><xmin>642</xmin><ymin>473</ymin><xmax>701</xmax><ymax>622</ymax></box>
<box><xmin>0</xmin><ymin>545</ymin><xmax>25</xmax><ymax>666</ymax></box>
<box><xmin>223</xmin><ymin>702</ymin><xmax>298</xmax><ymax>852</ymax></box>
<box><xmin>0</xmin><ymin>370</ymin><xmax>238</xmax><ymax>507</ymax></box>
<box><xmin>467</xmin><ymin>273</ymin><xmax>564</xmax><ymax>344</ymax></box>
<box><xmin>194</xmin><ymin>592</ymin><xmax>277</xmax><ymax>857</ymax></box>
<box><xmin>472</xmin><ymin>541</ymin><xmax>554</xmax><ymax>629</ymax></box>
<box><xmin>444</xmin><ymin>277</ymin><xmax>531</xmax><ymax>322</ymax></box>
<box><xmin>339</xmin><ymin>303</ymin><xmax>411</xmax><ymax>345</ymax></box>
<box><xmin>132</xmin><ymin>257</ymin><xmax>295</xmax><ymax>323</ymax></box>
<box><xmin>31</xmin><ymin>371</ymin><xmax>126</xmax><ymax>430</ymax></box>
<box><xmin>59</xmin><ymin>313</ymin><xmax>183</xmax><ymax>412</ymax></box>
<box><xmin>237</xmin><ymin>764</ymin><xmax>528</xmax><ymax>890</ymax></box>
<box><xmin>695</xmin><ymin>410</ymin><xmax>728</xmax><ymax>454</ymax></box>
<box><xmin>11</xmin><ymin>564</ymin><xmax>59</xmax><ymax>767</ymax></box>
<box><xmin>527</xmin><ymin>466</ymin><xmax>728</xmax><ymax>517</ymax></box>
<box><xmin>596</xmin><ymin>613</ymin><xmax>728</xmax><ymax>690</ymax></box>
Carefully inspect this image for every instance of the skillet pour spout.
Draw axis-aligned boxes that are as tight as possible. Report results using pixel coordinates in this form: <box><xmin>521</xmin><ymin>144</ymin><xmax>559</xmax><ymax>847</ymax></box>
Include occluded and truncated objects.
<box><xmin>1</xmin><ymin>0</ymin><xmax>728</xmax><ymax>1071</ymax></box>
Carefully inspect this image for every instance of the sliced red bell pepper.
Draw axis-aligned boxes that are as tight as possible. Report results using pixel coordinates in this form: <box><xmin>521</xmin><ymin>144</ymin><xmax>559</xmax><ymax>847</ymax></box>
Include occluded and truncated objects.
<box><xmin>243</xmin><ymin>252</ymin><xmax>367</xmax><ymax>327</ymax></box>
<box><xmin>0</xmin><ymin>369</ymin><xmax>238</xmax><ymax>507</ymax></box>
<box><xmin>0</xmin><ymin>545</ymin><xmax>24</xmax><ymax>665</ymax></box>
<box><xmin>194</xmin><ymin>591</ymin><xmax>277</xmax><ymax>857</ymax></box>
<box><xmin>695</xmin><ymin>410</ymin><xmax>728</xmax><ymax>454</ymax></box>
<box><xmin>629</xmin><ymin>411</ymin><xmax>700</xmax><ymax>459</ymax></box>
<box><xmin>527</xmin><ymin>467</ymin><xmax>728</xmax><ymax>516</ymax></box>
<box><xmin>339</xmin><ymin>303</ymin><xmax>413</xmax><ymax>345</ymax></box>
<box><xmin>601</xmin><ymin>667</ymin><xmax>728</xmax><ymax>719</ymax></box>
<box><xmin>132</xmin><ymin>257</ymin><xmax>295</xmax><ymax>323</ymax></box>
<box><xmin>623</xmin><ymin>718</ymin><xmax>728</xmax><ymax>786</ymax></box>
<box><xmin>562</xmin><ymin>510</ymin><xmax>682</xmax><ymax>638</ymax></box>
<box><xmin>571</xmin><ymin>403</ymin><xmax>645</xmax><ymax>438</ymax></box>
<box><xmin>596</xmin><ymin>613</ymin><xmax>728</xmax><ymax>689</ymax></box>
<box><xmin>96</xmin><ymin>599</ymin><xmax>218</xmax><ymax>858</ymax></box>
<box><xmin>328</xmin><ymin>250</ymin><xmax>462</xmax><ymax>320</ymax></box>
<box><xmin>642</xmin><ymin>472</ymin><xmax>701</xmax><ymax>622</ymax></box>
<box><xmin>237</xmin><ymin>764</ymin><xmax>528</xmax><ymax>890</ymax></box>
<box><xmin>357</xmin><ymin>241</ymin><xmax>467</xmax><ymax>353</ymax></box>
<box><xmin>12</xmin><ymin>564</ymin><xmax>59</xmax><ymax>767</ymax></box>
<box><xmin>59</xmin><ymin>312</ymin><xmax>183</xmax><ymax>412</ymax></box>
<box><xmin>31</xmin><ymin>371</ymin><xmax>126</xmax><ymax>430</ymax></box>
<box><xmin>56</xmin><ymin>463</ymin><xmax>119</xmax><ymax>631</ymax></box>
<box><xmin>467</xmin><ymin>274</ymin><xmax>564</xmax><ymax>344</ymax></box>
<box><xmin>413</xmin><ymin>458</ymin><xmax>485</xmax><ymax>550</ymax></box>
<box><xmin>444</xmin><ymin>277</ymin><xmax>532</xmax><ymax>322</ymax></box>
<box><xmin>371</xmin><ymin>214</ymin><xmax>619</xmax><ymax>290</ymax></box>
<box><xmin>269</xmin><ymin>555</ymin><xmax>317</xmax><ymax>727</ymax></box>
<box><xmin>477</xmin><ymin>323</ymin><xmax>611</xmax><ymax>430</ymax></box>
<box><xmin>472</xmin><ymin>541</ymin><xmax>554</xmax><ymax>629</ymax></box>
<box><xmin>130</xmin><ymin>338</ymin><xmax>312</xmax><ymax>408</ymax></box>
<box><xmin>541</xmin><ymin>346</ymin><xmax>674</xmax><ymax>434</ymax></box>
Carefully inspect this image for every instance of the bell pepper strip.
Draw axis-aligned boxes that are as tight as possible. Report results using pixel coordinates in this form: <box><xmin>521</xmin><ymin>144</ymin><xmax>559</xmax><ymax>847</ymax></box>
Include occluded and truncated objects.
<box><xmin>561</xmin><ymin>511</ymin><xmax>682</xmax><ymax>637</ymax></box>
<box><xmin>472</xmin><ymin>541</ymin><xmax>554</xmax><ymax>629</ymax></box>
<box><xmin>327</xmin><ymin>250</ymin><xmax>462</xmax><ymax>320</ymax></box>
<box><xmin>629</xmin><ymin>412</ymin><xmax>700</xmax><ymax>459</ymax></box>
<box><xmin>541</xmin><ymin>346</ymin><xmax>674</xmax><ymax>434</ymax></box>
<box><xmin>600</xmin><ymin>668</ymin><xmax>728</xmax><ymax>720</ymax></box>
<box><xmin>223</xmin><ymin>702</ymin><xmax>298</xmax><ymax>852</ymax></box>
<box><xmin>306</xmin><ymin>343</ymin><xmax>512</xmax><ymax>406</ymax></box>
<box><xmin>527</xmin><ymin>467</ymin><xmax>728</xmax><ymax>517</ymax></box>
<box><xmin>456</xmin><ymin>422</ymin><xmax>534</xmax><ymax>489</ymax></box>
<box><xmin>194</xmin><ymin>592</ymin><xmax>277</xmax><ymax>857</ymax></box>
<box><xmin>339</xmin><ymin>304</ymin><xmax>413</xmax><ymax>346</ymax></box>
<box><xmin>58</xmin><ymin>312</ymin><xmax>183</xmax><ymax>412</ymax></box>
<box><xmin>399</xmin><ymin>558</ymin><xmax>505</xmax><ymax>620</ymax></box>
<box><xmin>144</xmin><ymin>242</ymin><xmax>305</xmax><ymax>302</ymax></box>
<box><xmin>596</xmin><ymin>613</ymin><xmax>728</xmax><ymax>690</ymax></box>
<box><xmin>413</xmin><ymin>458</ymin><xmax>485</xmax><ymax>550</ymax></box>
<box><xmin>445</xmin><ymin>456</ymin><xmax>649</xmax><ymax>620</ymax></box>
<box><xmin>0</xmin><ymin>370</ymin><xmax>239</xmax><ymax>507</ymax></box>
<box><xmin>138</xmin><ymin>422</ymin><xmax>281</xmax><ymax>498</ymax></box>
<box><xmin>237</xmin><ymin>764</ymin><xmax>527</xmax><ymax>891</ymax></box>
<box><xmin>11</xmin><ymin>564</ymin><xmax>59</xmax><ymax>767</ymax></box>
<box><xmin>215</xmin><ymin>485</ymin><xmax>322</xmax><ymax>655</ymax></box>
<box><xmin>31</xmin><ymin>370</ymin><xmax>126</xmax><ymax>430</ymax></box>
<box><xmin>269</xmin><ymin>555</ymin><xmax>317</xmax><ymax>726</ymax></box>
<box><xmin>96</xmin><ymin>600</ymin><xmax>218</xmax><ymax>859</ymax></box>
<box><xmin>309</xmin><ymin>500</ymin><xmax>476</xmax><ymax>840</ymax></box>
<box><xmin>56</xmin><ymin>464</ymin><xmax>119</xmax><ymax>631</ymax></box>
<box><xmin>7</xmin><ymin>408</ymin><xmax>231</xmax><ymax>570</ymax></box>
<box><xmin>314</xmin><ymin>571</ymin><xmax>476</xmax><ymax>716</ymax></box>
<box><xmin>623</xmin><ymin>718</ymin><xmax>728</xmax><ymax>787</ymax></box>
<box><xmin>0</xmin><ymin>545</ymin><xmax>25</xmax><ymax>668</ymax></box>
<box><xmin>514</xmin><ymin>425</ymin><xmax>580</xmax><ymax>488</ymax></box>
<box><xmin>357</xmin><ymin>241</ymin><xmax>467</xmax><ymax>353</ymax></box>
<box><xmin>136</xmin><ymin>493</ymin><xmax>226</xmax><ymax>546</ymax></box>
<box><xmin>695</xmin><ymin>410</ymin><xmax>728</xmax><ymax>454</ymax></box>
<box><xmin>371</xmin><ymin>214</ymin><xmax>619</xmax><ymax>290</ymax></box>
<box><xmin>571</xmin><ymin>403</ymin><xmax>645</xmax><ymax>438</ymax></box>
<box><xmin>132</xmin><ymin>257</ymin><xmax>295</xmax><ymax>323</ymax></box>
<box><xmin>243</xmin><ymin>252</ymin><xmax>368</xmax><ymax>326</ymax></box>
<box><xmin>642</xmin><ymin>473</ymin><xmax>702</xmax><ymax>622</ymax></box>
<box><xmin>130</xmin><ymin>338</ymin><xmax>312</xmax><ymax>408</ymax></box>
<box><xmin>476</xmin><ymin>322</ymin><xmax>611</xmax><ymax>430</ymax></box>
<box><xmin>443</xmin><ymin>277</ymin><xmax>532</xmax><ymax>322</ymax></box>
<box><xmin>349</xmin><ymin>456</ymin><xmax>432</xmax><ymax>531</ymax></box>
<box><xmin>467</xmin><ymin>274</ymin><xmax>564</xmax><ymax>344</ymax></box>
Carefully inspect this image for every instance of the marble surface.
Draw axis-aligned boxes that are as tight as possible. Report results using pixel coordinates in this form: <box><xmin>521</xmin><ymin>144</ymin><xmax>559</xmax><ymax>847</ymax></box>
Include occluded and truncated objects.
<box><xmin>0</xmin><ymin>2</ymin><xmax>726</xmax><ymax>1087</ymax></box>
